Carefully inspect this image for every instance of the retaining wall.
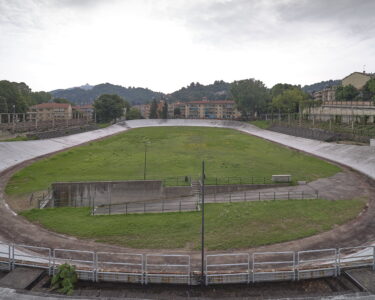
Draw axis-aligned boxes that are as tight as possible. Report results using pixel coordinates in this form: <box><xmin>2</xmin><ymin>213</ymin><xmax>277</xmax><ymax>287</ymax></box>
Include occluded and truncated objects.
<box><xmin>52</xmin><ymin>181</ymin><xmax>164</xmax><ymax>207</ymax></box>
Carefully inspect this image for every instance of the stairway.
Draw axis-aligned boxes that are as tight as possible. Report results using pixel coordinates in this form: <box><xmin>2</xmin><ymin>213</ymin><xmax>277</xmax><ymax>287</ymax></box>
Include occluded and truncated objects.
<box><xmin>191</xmin><ymin>180</ymin><xmax>201</xmax><ymax>210</ymax></box>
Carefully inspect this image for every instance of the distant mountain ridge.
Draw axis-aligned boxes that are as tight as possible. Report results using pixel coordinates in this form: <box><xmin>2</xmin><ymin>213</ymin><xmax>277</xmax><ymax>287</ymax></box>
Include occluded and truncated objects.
<box><xmin>50</xmin><ymin>81</ymin><xmax>232</xmax><ymax>105</ymax></box>
<box><xmin>51</xmin><ymin>83</ymin><xmax>164</xmax><ymax>105</ymax></box>
<box><xmin>51</xmin><ymin>79</ymin><xmax>342</xmax><ymax>105</ymax></box>
<box><xmin>302</xmin><ymin>79</ymin><xmax>341</xmax><ymax>94</ymax></box>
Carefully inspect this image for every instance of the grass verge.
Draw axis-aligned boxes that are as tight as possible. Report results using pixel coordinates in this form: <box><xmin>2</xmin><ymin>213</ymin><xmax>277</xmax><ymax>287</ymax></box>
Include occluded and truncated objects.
<box><xmin>20</xmin><ymin>198</ymin><xmax>365</xmax><ymax>250</ymax></box>
<box><xmin>6</xmin><ymin>127</ymin><xmax>340</xmax><ymax>195</ymax></box>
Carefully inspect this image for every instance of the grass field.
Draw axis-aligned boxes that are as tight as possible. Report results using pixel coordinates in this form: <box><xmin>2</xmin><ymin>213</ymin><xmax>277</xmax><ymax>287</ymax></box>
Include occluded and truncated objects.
<box><xmin>6</xmin><ymin>126</ymin><xmax>340</xmax><ymax>195</ymax></box>
<box><xmin>20</xmin><ymin>198</ymin><xmax>365</xmax><ymax>250</ymax></box>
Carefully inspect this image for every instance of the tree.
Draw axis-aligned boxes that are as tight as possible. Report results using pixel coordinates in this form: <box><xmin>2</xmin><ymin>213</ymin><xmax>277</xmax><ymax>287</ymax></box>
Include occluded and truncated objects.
<box><xmin>149</xmin><ymin>99</ymin><xmax>158</xmax><ymax>119</ymax></box>
<box><xmin>271</xmin><ymin>83</ymin><xmax>299</xmax><ymax>98</ymax></box>
<box><xmin>363</xmin><ymin>79</ymin><xmax>375</xmax><ymax>101</ymax></box>
<box><xmin>93</xmin><ymin>94</ymin><xmax>129</xmax><ymax>123</ymax></box>
<box><xmin>126</xmin><ymin>107</ymin><xmax>143</xmax><ymax>120</ymax></box>
<box><xmin>30</xmin><ymin>91</ymin><xmax>52</xmax><ymax>104</ymax></box>
<box><xmin>272</xmin><ymin>88</ymin><xmax>309</xmax><ymax>113</ymax></box>
<box><xmin>335</xmin><ymin>84</ymin><xmax>359</xmax><ymax>101</ymax></box>
<box><xmin>0</xmin><ymin>80</ymin><xmax>30</xmax><ymax>113</ymax></box>
<box><xmin>230</xmin><ymin>79</ymin><xmax>270</xmax><ymax>118</ymax></box>
<box><xmin>53</xmin><ymin>98</ymin><xmax>74</xmax><ymax>105</ymax></box>
<box><xmin>161</xmin><ymin>101</ymin><xmax>168</xmax><ymax>119</ymax></box>
<box><xmin>174</xmin><ymin>107</ymin><xmax>181</xmax><ymax>117</ymax></box>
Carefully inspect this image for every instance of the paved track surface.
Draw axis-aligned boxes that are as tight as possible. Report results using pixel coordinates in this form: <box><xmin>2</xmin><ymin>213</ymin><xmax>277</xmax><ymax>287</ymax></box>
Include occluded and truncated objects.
<box><xmin>0</xmin><ymin>119</ymin><xmax>375</xmax><ymax>263</ymax></box>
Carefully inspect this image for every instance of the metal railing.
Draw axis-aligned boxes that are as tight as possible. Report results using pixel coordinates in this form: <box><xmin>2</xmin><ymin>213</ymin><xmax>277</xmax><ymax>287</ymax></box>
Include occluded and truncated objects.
<box><xmin>145</xmin><ymin>254</ymin><xmax>191</xmax><ymax>285</ymax></box>
<box><xmin>297</xmin><ymin>248</ymin><xmax>337</xmax><ymax>280</ymax></box>
<box><xmin>92</xmin><ymin>190</ymin><xmax>319</xmax><ymax>215</ymax></box>
<box><xmin>1</xmin><ymin>243</ymin><xmax>374</xmax><ymax>285</ymax></box>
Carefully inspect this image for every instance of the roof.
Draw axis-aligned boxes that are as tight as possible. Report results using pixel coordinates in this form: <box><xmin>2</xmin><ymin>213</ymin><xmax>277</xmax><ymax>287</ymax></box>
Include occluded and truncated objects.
<box><xmin>342</xmin><ymin>72</ymin><xmax>375</xmax><ymax>81</ymax></box>
<box><xmin>187</xmin><ymin>100</ymin><xmax>235</xmax><ymax>104</ymax></box>
<box><xmin>30</xmin><ymin>103</ymin><xmax>71</xmax><ymax>109</ymax></box>
<box><xmin>74</xmin><ymin>105</ymin><xmax>93</xmax><ymax>109</ymax></box>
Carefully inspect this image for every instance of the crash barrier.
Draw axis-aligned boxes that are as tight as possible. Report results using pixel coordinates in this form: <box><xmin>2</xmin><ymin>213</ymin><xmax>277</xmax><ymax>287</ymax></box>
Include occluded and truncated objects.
<box><xmin>0</xmin><ymin>243</ymin><xmax>374</xmax><ymax>285</ymax></box>
<box><xmin>92</xmin><ymin>191</ymin><xmax>319</xmax><ymax>215</ymax></box>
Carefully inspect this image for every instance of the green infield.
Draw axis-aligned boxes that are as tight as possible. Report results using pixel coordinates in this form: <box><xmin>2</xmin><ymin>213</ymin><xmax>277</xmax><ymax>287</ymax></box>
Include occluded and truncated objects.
<box><xmin>6</xmin><ymin>126</ymin><xmax>340</xmax><ymax>195</ymax></box>
<box><xmin>20</xmin><ymin>198</ymin><xmax>365</xmax><ymax>250</ymax></box>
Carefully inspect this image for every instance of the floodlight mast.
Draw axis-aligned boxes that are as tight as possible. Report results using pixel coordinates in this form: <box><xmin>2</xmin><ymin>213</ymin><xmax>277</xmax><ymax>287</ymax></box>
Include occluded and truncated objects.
<box><xmin>201</xmin><ymin>160</ymin><xmax>205</xmax><ymax>285</ymax></box>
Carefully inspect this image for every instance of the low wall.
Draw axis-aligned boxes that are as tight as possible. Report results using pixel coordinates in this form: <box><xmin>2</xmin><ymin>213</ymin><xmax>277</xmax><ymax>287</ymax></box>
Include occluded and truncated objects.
<box><xmin>204</xmin><ymin>183</ymin><xmax>287</xmax><ymax>194</ymax></box>
<box><xmin>52</xmin><ymin>181</ymin><xmax>288</xmax><ymax>207</ymax></box>
<box><xmin>52</xmin><ymin>180</ymin><xmax>164</xmax><ymax>207</ymax></box>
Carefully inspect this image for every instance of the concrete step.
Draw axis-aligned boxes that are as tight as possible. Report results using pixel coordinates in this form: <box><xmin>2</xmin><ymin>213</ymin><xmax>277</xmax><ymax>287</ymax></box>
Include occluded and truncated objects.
<box><xmin>344</xmin><ymin>267</ymin><xmax>375</xmax><ymax>293</ymax></box>
<box><xmin>0</xmin><ymin>267</ymin><xmax>46</xmax><ymax>290</ymax></box>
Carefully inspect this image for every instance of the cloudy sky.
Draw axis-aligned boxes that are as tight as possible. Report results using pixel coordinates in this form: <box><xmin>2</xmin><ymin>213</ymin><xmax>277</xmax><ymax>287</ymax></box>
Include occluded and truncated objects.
<box><xmin>1</xmin><ymin>0</ymin><xmax>375</xmax><ymax>93</ymax></box>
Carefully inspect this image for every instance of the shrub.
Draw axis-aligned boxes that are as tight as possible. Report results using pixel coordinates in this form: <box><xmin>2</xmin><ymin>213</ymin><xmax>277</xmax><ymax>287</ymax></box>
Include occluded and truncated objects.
<box><xmin>50</xmin><ymin>263</ymin><xmax>77</xmax><ymax>295</ymax></box>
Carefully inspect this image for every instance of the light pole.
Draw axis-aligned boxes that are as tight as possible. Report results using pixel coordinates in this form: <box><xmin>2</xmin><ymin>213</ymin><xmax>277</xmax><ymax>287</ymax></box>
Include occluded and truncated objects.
<box><xmin>201</xmin><ymin>160</ymin><xmax>205</xmax><ymax>285</ymax></box>
<box><xmin>143</xmin><ymin>141</ymin><xmax>151</xmax><ymax>180</ymax></box>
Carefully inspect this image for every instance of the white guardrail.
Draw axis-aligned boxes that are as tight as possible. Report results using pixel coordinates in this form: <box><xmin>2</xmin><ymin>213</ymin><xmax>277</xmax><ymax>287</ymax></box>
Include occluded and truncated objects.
<box><xmin>0</xmin><ymin>242</ymin><xmax>374</xmax><ymax>285</ymax></box>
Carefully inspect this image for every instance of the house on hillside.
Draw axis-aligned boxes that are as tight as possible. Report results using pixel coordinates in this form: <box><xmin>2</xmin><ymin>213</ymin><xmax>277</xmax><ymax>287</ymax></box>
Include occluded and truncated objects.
<box><xmin>342</xmin><ymin>72</ymin><xmax>375</xmax><ymax>90</ymax></box>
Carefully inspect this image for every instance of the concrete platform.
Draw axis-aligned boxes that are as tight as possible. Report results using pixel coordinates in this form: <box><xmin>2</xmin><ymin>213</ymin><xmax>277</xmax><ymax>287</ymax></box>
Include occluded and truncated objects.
<box><xmin>0</xmin><ymin>267</ymin><xmax>45</xmax><ymax>290</ymax></box>
<box><xmin>345</xmin><ymin>267</ymin><xmax>375</xmax><ymax>293</ymax></box>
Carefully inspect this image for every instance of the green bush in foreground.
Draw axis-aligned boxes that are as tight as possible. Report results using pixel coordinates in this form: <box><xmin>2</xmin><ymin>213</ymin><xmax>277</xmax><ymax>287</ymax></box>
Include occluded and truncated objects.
<box><xmin>50</xmin><ymin>263</ymin><xmax>77</xmax><ymax>296</ymax></box>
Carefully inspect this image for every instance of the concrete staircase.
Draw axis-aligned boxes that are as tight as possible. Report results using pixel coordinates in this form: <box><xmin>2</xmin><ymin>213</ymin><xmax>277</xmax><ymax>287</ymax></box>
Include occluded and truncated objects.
<box><xmin>191</xmin><ymin>180</ymin><xmax>201</xmax><ymax>210</ymax></box>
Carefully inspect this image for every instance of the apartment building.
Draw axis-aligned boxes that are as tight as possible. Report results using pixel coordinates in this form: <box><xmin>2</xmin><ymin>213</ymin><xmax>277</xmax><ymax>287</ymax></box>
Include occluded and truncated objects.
<box><xmin>29</xmin><ymin>103</ymin><xmax>72</xmax><ymax>121</ymax></box>
<box><xmin>185</xmin><ymin>100</ymin><xmax>240</xmax><ymax>119</ymax></box>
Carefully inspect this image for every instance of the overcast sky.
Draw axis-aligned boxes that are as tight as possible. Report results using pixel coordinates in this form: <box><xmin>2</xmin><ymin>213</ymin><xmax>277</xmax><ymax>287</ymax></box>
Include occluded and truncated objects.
<box><xmin>1</xmin><ymin>0</ymin><xmax>375</xmax><ymax>93</ymax></box>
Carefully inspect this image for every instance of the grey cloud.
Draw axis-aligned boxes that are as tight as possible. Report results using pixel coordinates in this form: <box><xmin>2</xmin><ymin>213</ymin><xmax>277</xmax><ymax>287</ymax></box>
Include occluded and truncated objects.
<box><xmin>163</xmin><ymin>0</ymin><xmax>375</xmax><ymax>45</ymax></box>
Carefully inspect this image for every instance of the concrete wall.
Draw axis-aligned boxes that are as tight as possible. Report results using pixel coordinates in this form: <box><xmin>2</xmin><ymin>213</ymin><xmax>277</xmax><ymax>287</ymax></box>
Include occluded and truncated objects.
<box><xmin>52</xmin><ymin>181</ymin><xmax>287</xmax><ymax>207</ymax></box>
<box><xmin>52</xmin><ymin>181</ymin><xmax>164</xmax><ymax>207</ymax></box>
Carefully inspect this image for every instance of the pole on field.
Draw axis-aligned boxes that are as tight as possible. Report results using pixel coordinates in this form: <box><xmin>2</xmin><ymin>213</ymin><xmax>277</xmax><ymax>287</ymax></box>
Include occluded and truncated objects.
<box><xmin>201</xmin><ymin>160</ymin><xmax>205</xmax><ymax>285</ymax></box>
<box><xmin>143</xmin><ymin>142</ymin><xmax>147</xmax><ymax>180</ymax></box>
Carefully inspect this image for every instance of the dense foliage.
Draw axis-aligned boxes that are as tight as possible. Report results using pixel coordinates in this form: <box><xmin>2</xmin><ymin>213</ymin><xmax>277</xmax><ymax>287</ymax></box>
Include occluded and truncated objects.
<box><xmin>168</xmin><ymin>80</ymin><xmax>231</xmax><ymax>102</ymax></box>
<box><xmin>302</xmin><ymin>79</ymin><xmax>341</xmax><ymax>94</ymax></box>
<box><xmin>93</xmin><ymin>94</ymin><xmax>129</xmax><ymax>123</ymax></box>
<box><xmin>0</xmin><ymin>80</ymin><xmax>52</xmax><ymax>113</ymax></box>
<box><xmin>231</xmin><ymin>79</ymin><xmax>271</xmax><ymax>117</ymax></box>
<box><xmin>51</xmin><ymin>263</ymin><xmax>77</xmax><ymax>295</ymax></box>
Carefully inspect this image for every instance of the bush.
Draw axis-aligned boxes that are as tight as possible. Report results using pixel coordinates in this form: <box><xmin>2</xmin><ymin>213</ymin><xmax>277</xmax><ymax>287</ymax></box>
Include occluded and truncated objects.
<box><xmin>50</xmin><ymin>263</ymin><xmax>77</xmax><ymax>295</ymax></box>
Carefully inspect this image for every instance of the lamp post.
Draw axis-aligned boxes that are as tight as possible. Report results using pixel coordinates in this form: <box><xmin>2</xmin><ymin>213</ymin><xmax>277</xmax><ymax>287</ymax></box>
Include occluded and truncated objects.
<box><xmin>143</xmin><ymin>141</ymin><xmax>151</xmax><ymax>180</ymax></box>
<box><xmin>201</xmin><ymin>160</ymin><xmax>205</xmax><ymax>285</ymax></box>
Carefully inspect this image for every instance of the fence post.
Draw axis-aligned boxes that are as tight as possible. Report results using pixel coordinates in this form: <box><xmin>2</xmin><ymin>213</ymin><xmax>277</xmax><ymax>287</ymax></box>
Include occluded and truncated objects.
<box><xmin>316</xmin><ymin>191</ymin><xmax>319</xmax><ymax>199</ymax></box>
<box><xmin>229</xmin><ymin>190</ymin><xmax>232</xmax><ymax>202</ymax></box>
<box><xmin>162</xmin><ymin>199</ymin><xmax>164</xmax><ymax>212</ymax></box>
<box><xmin>144</xmin><ymin>202</ymin><xmax>146</xmax><ymax>213</ymax></box>
<box><xmin>126</xmin><ymin>203</ymin><xmax>128</xmax><ymax>215</ymax></box>
<box><xmin>302</xmin><ymin>191</ymin><xmax>304</xmax><ymax>200</ymax></box>
<box><xmin>288</xmin><ymin>191</ymin><xmax>290</xmax><ymax>200</ymax></box>
<box><xmin>244</xmin><ymin>191</ymin><xmax>247</xmax><ymax>202</ymax></box>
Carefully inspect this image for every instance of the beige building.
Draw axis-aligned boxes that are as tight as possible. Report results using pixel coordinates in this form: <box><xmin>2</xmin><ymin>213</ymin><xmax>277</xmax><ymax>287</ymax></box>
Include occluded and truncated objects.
<box><xmin>342</xmin><ymin>72</ymin><xmax>374</xmax><ymax>89</ymax></box>
<box><xmin>313</xmin><ymin>87</ymin><xmax>337</xmax><ymax>102</ymax></box>
<box><xmin>185</xmin><ymin>100</ymin><xmax>240</xmax><ymax>119</ymax></box>
<box><xmin>29</xmin><ymin>103</ymin><xmax>72</xmax><ymax>121</ymax></box>
<box><xmin>134</xmin><ymin>100</ymin><xmax>240</xmax><ymax>119</ymax></box>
